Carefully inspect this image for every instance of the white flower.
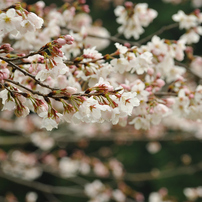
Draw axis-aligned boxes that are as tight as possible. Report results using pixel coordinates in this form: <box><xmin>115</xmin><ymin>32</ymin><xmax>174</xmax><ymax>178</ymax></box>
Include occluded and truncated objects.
<box><xmin>85</xmin><ymin>180</ymin><xmax>105</xmax><ymax>198</ymax></box>
<box><xmin>94</xmin><ymin>77</ymin><xmax>114</xmax><ymax>91</ymax></box>
<box><xmin>112</xmin><ymin>190</ymin><xmax>126</xmax><ymax>202</ymax></box>
<box><xmin>41</xmin><ymin>117</ymin><xmax>58</xmax><ymax>131</ymax></box>
<box><xmin>59</xmin><ymin>157</ymin><xmax>79</xmax><ymax>178</ymax></box>
<box><xmin>180</xmin><ymin>29</ymin><xmax>201</xmax><ymax>44</ymax></box>
<box><xmin>173</xmin><ymin>89</ymin><xmax>190</xmax><ymax>116</ymax></box>
<box><xmin>115</xmin><ymin>43</ymin><xmax>128</xmax><ymax>54</ymax></box>
<box><xmin>39</xmin><ymin>112</ymin><xmax>61</xmax><ymax>131</ymax></box>
<box><xmin>129</xmin><ymin>116</ymin><xmax>150</xmax><ymax>130</ymax></box>
<box><xmin>111</xmin><ymin>57</ymin><xmax>131</xmax><ymax>74</ymax></box>
<box><xmin>25</xmin><ymin>192</ymin><xmax>38</xmax><ymax>202</ymax></box>
<box><xmin>131</xmin><ymin>80</ymin><xmax>150</xmax><ymax>101</ymax></box>
<box><xmin>36</xmin><ymin>57</ymin><xmax>69</xmax><ymax>81</ymax></box>
<box><xmin>149</xmin><ymin>192</ymin><xmax>162</xmax><ymax>202</ymax></box>
<box><xmin>0</xmin><ymin>89</ymin><xmax>15</xmax><ymax>111</ymax></box>
<box><xmin>0</xmin><ymin>8</ymin><xmax>20</xmax><ymax>36</ymax></box>
<box><xmin>134</xmin><ymin>52</ymin><xmax>153</xmax><ymax>74</ymax></box>
<box><xmin>147</xmin><ymin>35</ymin><xmax>168</xmax><ymax>56</ymax></box>
<box><xmin>27</xmin><ymin>12</ymin><xmax>44</xmax><ymax>29</ymax></box>
<box><xmin>114</xmin><ymin>3</ymin><xmax>157</xmax><ymax>40</ymax></box>
<box><xmin>184</xmin><ymin>188</ymin><xmax>198</xmax><ymax>200</ymax></box>
<box><xmin>31</xmin><ymin>132</ymin><xmax>54</xmax><ymax>150</ymax></box>
<box><xmin>172</xmin><ymin>10</ymin><xmax>198</xmax><ymax>30</ymax></box>
<box><xmin>195</xmin><ymin>85</ymin><xmax>202</xmax><ymax>103</ymax></box>
<box><xmin>118</xmin><ymin>92</ymin><xmax>140</xmax><ymax>116</ymax></box>
<box><xmin>72</xmin><ymin>97</ymin><xmax>111</xmax><ymax>124</ymax></box>
<box><xmin>83</xmin><ymin>46</ymin><xmax>102</xmax><ymax>61</ymax></box>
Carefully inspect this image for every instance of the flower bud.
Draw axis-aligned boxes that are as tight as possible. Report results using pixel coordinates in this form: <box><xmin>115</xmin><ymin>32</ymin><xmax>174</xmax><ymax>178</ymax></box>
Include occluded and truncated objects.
<box><xmin>64</xmin><ymin>35</ymin><xmax>74</xmax><ymax>45</ymax></box>
<box><xmin>156</xmin><ymin>79</ymin><xmax>165</xmax><ymax>88</ymax></box>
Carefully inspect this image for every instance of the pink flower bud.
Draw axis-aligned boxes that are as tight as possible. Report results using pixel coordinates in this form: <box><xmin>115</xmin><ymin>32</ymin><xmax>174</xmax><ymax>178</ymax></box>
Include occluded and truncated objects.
<box><xmin>65</xmin><ymin>87</ymin><xmax>77</xmax><ymax>94</ymax></box>
<box><xmin>120</xmin><ymin>84</ymin><xmax>131</xmax><ymax>91</ymax></box>
<box><xmin>189</xmin><ymin>94</ymin><xmax>194</xmax><ymax>99</ymax></box>
<box><xmin>158</xmin><ymin>55</ymin><xmax>164</xmax><ymax>62</ymax></box>
<box><xmin>185</xmin><ymin>46</ymin><xmax>193</xmax><ymax>54</ymax></box>
<box><xmin>29</xmin><ymin>65</ymin><xmax>34</xmax><ymax>73</ymax></box>
<box><xmin>176</xmin><ymin>75</ymin><xmax>184</xmax><ymax>81</ymax></box>
<box><xmin>156</xmin><ymin>72</ymin><xmax>161</xmax><ymax>79</ymax></box>
<box><xmin>56</xmin><ymin>38</ymin><xmax>67</xmax><ymax>46</ymax></box>
<box><xmin>156</xmin><ymin>79</ymin><xmax>165</xmax><ymax>88</ymax></box>
<box><xmin>0</xmin><ymin>69</ymin><xmax>9</xmax><ymax>80</ymax></box>
<box><xmin>147</xmin><ymin>68</ymin><xmax>154</xmax><ymax>75</ymax></box>
<box><xmin>82</xmin><ymin>97</ymin><xmax>87</xmax><ymax>101</ymax></box>
<box><xmin>0</xmin><ymin>72</ymin><xmax>4</xmax><ymax>81</ymax></box>
<box><xmin>124</xmin><ymin>42</ymin><xmax>131</xmax><ymax>48</ymax></box>
<box><xmin>184</xmin><ymin>88</ymin><xmax>190</xmax><ymax>95</ymax></box>
<box><xmin>0</xmin><ymin>43</ymin><xmax>14</xmax><ymax>53</ymax></box>
<box><xmin>36</xmin><ymin>1</ymin><xmax>45</xmax><ymax>9</ymax></box>
<box><xmin>78</xmin><ymin>0</ymin><xmax>86</xmax><ymax>3</ymax></box>
<box><xmin>145</xmin><ymin>86</ymin><xmax>152</xmax><ymax>92</ymax></box>
<box><xmin>166</xmin><ymin>98</ymin><xmax>175</xmax><ymax>107</ymax></box>
<box><xmin>81</xmin><ymin>5</ymin><xmax>90</xmax><ymax>13</ymax></box>
<box><xmin>155</xmin><ymin>87</ymin><xmax>160</xmax><ymax>92</ymax></box>
<box><xmin>149</xmin><ymin>108</ymin><xmax>154</xmax><ymax>114</ymax></box>
<box><xmin>135</xmin><ymin>193</ymin><xmax>145</xmax><ymax>202</ymax></box>
<box><xmin>124</xmin><ymin>1</ymin><xmax>133</xmax><ymax>8</ymax></box>
<box><xmin>194</xmin><ymin>9</ymin><xmax>200</xmax><ymax>16</ymax></box>
<box><xmin>64</xmin><ymin>35</ymin><xmax>74</xmax><ymax>45</ymax></box>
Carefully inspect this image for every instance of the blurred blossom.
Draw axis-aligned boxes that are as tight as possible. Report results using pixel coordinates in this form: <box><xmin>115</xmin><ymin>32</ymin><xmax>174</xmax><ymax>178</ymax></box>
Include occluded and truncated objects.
<box><xmin>184</xmin><ymin>188</ymin><xmax>198</xmax><ymax>200</ymax></box>
<box><xmin>59</xmin><ymin>157</ymin><xmax>80</xmax><ymax>177</ymax></box>
<box><xmin>146</xmin><ymin>142</ymin><xmax>161</xmax><ymax>154</ymax></box>
<box><xmin>25</xmin><ymin>192</ymin><xmax>38</xmax><ymax>202</ymax></box>
<box><xmin>2</xmin><ymin>150</ymin><xmax>42</xmax><ymax>181</ymax></box>
<box><xmin>31</xmin><ymin>132</ymin><xmax>54</xmax><ymax>150</ymax></box>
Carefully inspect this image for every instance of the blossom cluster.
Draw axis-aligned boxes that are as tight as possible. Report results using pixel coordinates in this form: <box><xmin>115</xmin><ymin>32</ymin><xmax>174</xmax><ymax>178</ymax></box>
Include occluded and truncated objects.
<box><xmin>0</xmin><ymin>1</ymin><xmax>201</xmax><ymax>133</ymax></box>
<box><xmin>114</xmin><ymin>2</ymin><xmax>158</xmax><ymax>39</ymax></box>
<box><xmin>0</xmin><ymin>0</ymin><xmax>202</xmax><ymax>202</ymax></box>
<box><xmin>172</xmin><ymin>9</ymin><xmax>202</xmax><ymax>44</ymax></box>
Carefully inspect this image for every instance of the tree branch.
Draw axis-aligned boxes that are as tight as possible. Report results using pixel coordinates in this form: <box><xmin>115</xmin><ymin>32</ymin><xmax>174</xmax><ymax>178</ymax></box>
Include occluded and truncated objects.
<box><xmin>125</xmin><ymin>161</ymin><xmax>202</xmax><ymax>182</ymax></box>
<box><xmin>0</xmin><ymin>169</ymin><xmax>86</xmax><ymax>197</ymax></box>
<box><xmin>63</xmin><ymin>27</ymin><xmax>140</xmax><ymax>46</ymax></box>
<box><xmin>0</xmin><ymin>56</ymin><xmax>59</xmax><ymax>91</ymax></box>
<box><xmin>137</xmin><ymin>22</ymin><xmax>179</xmax><ymax>44</ymax></box>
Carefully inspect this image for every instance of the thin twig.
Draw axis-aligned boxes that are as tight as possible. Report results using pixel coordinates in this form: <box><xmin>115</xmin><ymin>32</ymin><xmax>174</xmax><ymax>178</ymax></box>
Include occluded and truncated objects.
<box><xmin>0</xmin><ymin>169</ymin><xmax>86</xmax><ymax>197</ymax></box>
<box><xmin>154</xmin><ymin>92</ymin><xmax>177</xmax><ymax>97</ymax></box>
<box><xmin>0</xmin><ymin>131</ymin><xmax>199</xmax><ymax>146</ymax></box>
<box><xmin>137</xmin><ymin>22</ymin><xmax>179</xmax><ymax>44</ymax></box>
<box><xmin>5</xmin><ymin>51</ymin><xmax>39</xmax><ymax>61</ymax></box>
<box><xmin>0</xmin><ymin>56</ymin><xmax>58</xmax><ymax>91</ymax></box>
<box><xmin>175</xmin><ymin>61</ymin><xmax>202</xmax><ymax>82</ymax></box>
<box><xmin>4</xmin><ymin>79</ymin><xmax>45</xmax><ymax>97</ymax></box>
<box><xmin>63</xmin><ymin>27</ymin><xmax>140</xmax><ymax>46</ymax></box>
<box><xmin>124</xmin><ymin>161</ymin><xmax>202</xmax><ymax>182</ymax></box>
<box><xmin>0</xmin><ymin>136</ymin><xmax>30</xmax><ymax>145</ymax></box>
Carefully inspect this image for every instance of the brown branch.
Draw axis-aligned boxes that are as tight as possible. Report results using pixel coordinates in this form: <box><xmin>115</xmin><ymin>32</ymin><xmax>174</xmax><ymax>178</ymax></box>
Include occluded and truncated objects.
<box><xmin>0</xmin><ymin>56</ymin><xmax>59</xmax><ymax>91</ymax></box>
<box><xmin>154</xmin><ymin>92</ymin><xmax>177</xmax><ymax>97</ymax></box>
<box><xmin>63</xmin><ymin>27</ymin><xmax>140</xmax><ymax>46</ymax></box>
<box><xmin>137</xmin><ymin>22</ymin><xmax>179</xmax><ymax>45</ymax></box>
<box><xmin>0</xmin><ymin>169</ymin><xmax>86</xmax><ymax>197</ymax></box>
<box><xmin>175</xmin><ymin>61</ymin><xmax>202</xmax><ymax>82</ymax></box>
<box><xmin>124</xmin><ymin>161</ymin><xmax>202</xmax><ymax>182</ymax></box>
<box><xmin>5</xmin><ymin>51</ymin><xmax>40</xmax><ymax>62</ymax></box>
<box><xmin>4</xmin><ymin>79</ymin><xmax>45</xmax><ymax>97</ymax></box>
<box><xmin>0</xmin><ymin>130</ymin><xmax>198</xmax><ymax>146</ymax></box>
<box><xmin>0</xmin><ymin>136</ymin><xmax>30</xmax><ymax>145</ymax></box>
